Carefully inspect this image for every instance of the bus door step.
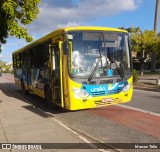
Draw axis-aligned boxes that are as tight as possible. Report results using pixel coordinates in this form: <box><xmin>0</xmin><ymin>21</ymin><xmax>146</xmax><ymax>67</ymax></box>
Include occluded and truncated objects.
<box><xmin>28</xmin><ymin>90</ymin><xmax>34</xmax><ymax>94</ymax></box>
<box><xmin>55</xmin><ymin>102</ymin><xmax>61</xmax><ymax>106</ymax></box>
<box><xmin>53</xmin><ymin>101</ymin><xmax>61</xmax><ymax>104</ymax></box>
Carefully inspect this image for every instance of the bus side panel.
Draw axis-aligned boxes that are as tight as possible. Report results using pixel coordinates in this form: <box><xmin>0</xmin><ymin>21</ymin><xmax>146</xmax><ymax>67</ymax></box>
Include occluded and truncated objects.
<box><xmin>14</xmin><ymin>67</ymin><xmax>46</xmax><ymax>98</ymax></box>
<box><xmin>14</xmin><ymin>68</ymin><xmax>25</xmax><ymax>87</ymax></box>
<box><xmin>31</xmin><ymin>68</ymin><xmax>48</xmax><ymax>98</ymax></box>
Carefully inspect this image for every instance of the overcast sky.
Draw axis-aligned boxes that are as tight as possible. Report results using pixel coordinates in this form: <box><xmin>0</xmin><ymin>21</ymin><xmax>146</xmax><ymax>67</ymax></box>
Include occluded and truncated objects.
<box><xmin>0</xmin><ymin>0</ymin><xmax>158</xmax><ymax>62</ymax></box>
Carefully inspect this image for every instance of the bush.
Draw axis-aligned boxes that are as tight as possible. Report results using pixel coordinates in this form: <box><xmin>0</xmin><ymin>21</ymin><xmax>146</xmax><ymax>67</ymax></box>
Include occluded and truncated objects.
<box><xmin>132</xmin><ymin>69</ymin><xmax>139</xmax><ymax>83</ymax></box>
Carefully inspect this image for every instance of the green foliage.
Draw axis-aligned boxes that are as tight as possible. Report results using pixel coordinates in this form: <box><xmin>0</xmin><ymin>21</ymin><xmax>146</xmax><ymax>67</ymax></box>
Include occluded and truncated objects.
<box><xmin>0</xmin><ymin>62</ymin><xmax>13</xmax><ymax>74</ymax></box>
<box><xmin>120</xmin><ymin>27</ymin><xmax>160</xmax><ymax>56</ymax></box>
<box><xmin>120</xmin><ymin>26</ymin><xmax>141</xmax><ymax>34</ymax></box>
<box><xmin>131</xmin><ymin>30</ymin><xmax>158</xmax><ymax>54</ymax></box>
<box><xmin>132</xmin><ymin>69</ymin><xmax>139</xmax><ymax>83</ymax></box>
<box><xmin>0</xmin><ymin>61</ymin><xmax>5</xmax><ymax>67</ymax></box>
<box><xmin>0</xmin><ymin>0</ymin><xmax>40</xmax><ymax>47</ymax></box>
<box><xmin>121</xmin><ymin>26</ymin><xmax>160</xmax><ymax>72</ymax></box>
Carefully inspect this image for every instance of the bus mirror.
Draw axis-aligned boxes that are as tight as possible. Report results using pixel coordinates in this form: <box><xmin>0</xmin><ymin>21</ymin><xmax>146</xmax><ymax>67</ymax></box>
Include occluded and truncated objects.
<box><xmin>53</xmin><ymin>55</ymin><xmax>56</xmax><ymax>70</ymax></box>
<box><xmin>67</xmin><ymin>34</ymin><xmax>73</xmax><ymax>40</ymax></box>
<box><xmin>63</xmin><ymin>41</ymin><xmax>69</xmax><ymax>55</ymax></box>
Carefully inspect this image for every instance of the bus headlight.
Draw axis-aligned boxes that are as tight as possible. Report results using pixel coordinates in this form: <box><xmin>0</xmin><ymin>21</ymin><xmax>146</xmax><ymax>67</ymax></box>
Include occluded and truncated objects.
<box><xmin>73</xmin><ymin>88</ymin><xmax>89</xmax><ymax>98</ymax></box>
<box><xmin>122</xmin><ymin>83</ymin><xmax>132</xmax><ymax>92</ymax></box>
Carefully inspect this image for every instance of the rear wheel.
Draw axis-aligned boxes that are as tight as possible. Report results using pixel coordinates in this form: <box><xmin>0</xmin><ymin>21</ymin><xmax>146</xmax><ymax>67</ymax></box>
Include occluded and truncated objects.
<box><xmin>21</xmin><ymin>81</ymin><xmax>28</xmax><ymax>95</ymax></box>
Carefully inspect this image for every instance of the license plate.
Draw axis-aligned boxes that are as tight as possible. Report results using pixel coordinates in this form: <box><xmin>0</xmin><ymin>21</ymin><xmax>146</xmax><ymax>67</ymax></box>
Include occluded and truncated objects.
<box><xmin>102</xmin><ymin>98</ymin><xmax>112</xmax><ymax>103</ymax></box>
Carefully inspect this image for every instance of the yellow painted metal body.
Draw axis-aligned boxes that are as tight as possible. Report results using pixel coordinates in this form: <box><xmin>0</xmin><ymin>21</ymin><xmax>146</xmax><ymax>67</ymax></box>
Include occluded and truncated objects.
<box><xmin>63</xmin><ymin>71</ymin><xmax>133</xmax><ymax>110</ymax></box>
<box><xmin>13</xmin><ymin>26</ymin><xmax>132</xmax><ymax>110</ymax></box>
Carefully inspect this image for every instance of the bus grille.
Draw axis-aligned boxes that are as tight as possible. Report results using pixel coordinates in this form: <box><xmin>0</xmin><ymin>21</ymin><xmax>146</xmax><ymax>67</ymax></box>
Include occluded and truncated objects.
<box><xmin>94</xmin><ymin>100</ymin><xmax>108</xmax><ymax>106</ymax></box>
<box><xmin>94</xmin><ymin>98</ymin><xmax>119</xmax><ymax>106</ymax></box>
<box><xmin>91</xmin><ymin>91</ymin><xmax>106</xmax><ymax>96</ymax></box>
<box><xmin>108</xmin><ymin>88</ymin><xmax>122</xmax><ymax>94</ymax></box>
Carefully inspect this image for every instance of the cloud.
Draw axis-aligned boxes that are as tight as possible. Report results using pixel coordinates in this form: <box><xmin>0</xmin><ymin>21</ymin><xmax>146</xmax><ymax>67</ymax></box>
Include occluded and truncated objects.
<box><xmin>43</xmin><ymin>0</ymin><xmax>74</xmax><ymax>8</ymax></box>
<box><xmin>26</xmin><ymin>0</ymin><xmax>141</xmax><ymax>36</ymax></box>
<box><xmin>1</xmin><ymin>37</ymin><xmax>28</xmax><ymax>62</ymax></box>
<box><xmin>2</xmin><ymin>0</ymin><xmax>143</xmax><ymax>62</ymax></box>
<box><xmin>0</xmin><ymin>53</ymin><xmax>11</xmax><ymax>62</ymax></box>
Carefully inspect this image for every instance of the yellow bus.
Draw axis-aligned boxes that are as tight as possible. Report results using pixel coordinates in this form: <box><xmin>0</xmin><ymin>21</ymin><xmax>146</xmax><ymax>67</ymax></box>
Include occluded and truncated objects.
<box><xmin>12</xmin><ymin>26</ymin><xmax>133</xmax><ymax>110</ymax></box>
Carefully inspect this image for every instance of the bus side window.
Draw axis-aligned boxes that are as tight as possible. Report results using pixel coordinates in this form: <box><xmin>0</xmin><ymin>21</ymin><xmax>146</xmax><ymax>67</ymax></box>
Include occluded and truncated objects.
<box><xmin>52</xmin><ymin>46</ymin><xmax>60</xmax><ymax>77</ymax></box>
<box><xmin>13</xmin><ymin>54</ymin><xmax>17</xmax><ymax>68</ymax></box>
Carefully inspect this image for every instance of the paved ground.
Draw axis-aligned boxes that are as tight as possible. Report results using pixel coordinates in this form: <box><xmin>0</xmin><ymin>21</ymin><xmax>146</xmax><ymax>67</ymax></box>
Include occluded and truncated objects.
<box><xmin>0</xmin><ymin>73</ymin><xmax>160</xmax><ymax>151</ymax></box>
<box><xmin>134</xmin><ymin>74</ymin><xmax>160</xmax><ymax>92</ymax></box>
<box><xmin>0</xmin><ymin>78</ymin><xmax>102</xmax><ymax>152</ymax></box>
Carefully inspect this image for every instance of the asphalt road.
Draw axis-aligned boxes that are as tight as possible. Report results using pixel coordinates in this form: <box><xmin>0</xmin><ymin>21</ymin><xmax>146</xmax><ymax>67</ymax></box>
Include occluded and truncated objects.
<box><xmin>124</xmin><ymin>89</ymin><xmax>160</xmax><ymax>114</ymax></box>
<box><xmin>0</xmin><ymin>74</ymin><xmax>160</xmax><ymax>151</ymax></box>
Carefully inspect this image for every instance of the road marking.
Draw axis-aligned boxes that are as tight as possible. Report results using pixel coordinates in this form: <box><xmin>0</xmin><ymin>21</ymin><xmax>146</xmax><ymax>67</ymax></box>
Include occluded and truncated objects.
<box><xmin>1</xmin><ymin>75</ymin><xmax>15</xmax><ymax>82</ymax></box>
<box><xmin>117</xmin><ymin>104</ymin><xmax>160</xmax><ymax>117</ymax></box>
<box><xmin>51</xmin><ymin>117</ymin><xmax>110</xmax><ymax>152</ymax></box>
<box><xmin>90</xmin><ymin>105</ymin><xmax>160</xmax><ymax>139</ymax></box>
<box><xmin>0</xmin><ymin>79</ymin><xmax>34</xmax><ymax>106</ymax></box>
<box><xmin>2</xmin><ymin>76</ymin><xmax>159</xmax><ymax>149</ymax></box>
<box><xmin>134</xmin><ymin>89</ymin><xmax>160</xmax><ymax>94</ymax></box>
<box><xmin>0</xmin><ymin>79</ymin><xmax>110</xmax><ymax>152</ymax></box>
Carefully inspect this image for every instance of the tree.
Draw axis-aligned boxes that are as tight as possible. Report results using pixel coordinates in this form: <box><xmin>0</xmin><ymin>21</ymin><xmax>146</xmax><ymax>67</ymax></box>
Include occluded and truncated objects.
<box><xmin>119</xmin><ymin>27</ymin><xmax>145</xmax><ymax>75</ymax></box>
<box><xmin>0</xmin><ymin>0</ymin><xmax>40</xmax><ymax>52</ymax></box>
<box><xmin>130</xmin><ymin>30</ymin><xmax>160</xmax><ymax>75</ymax></box>
<box><xmin>0</xmin><ymin>60</ymin><xmax>5</xmax><ymax>67</ymax></box>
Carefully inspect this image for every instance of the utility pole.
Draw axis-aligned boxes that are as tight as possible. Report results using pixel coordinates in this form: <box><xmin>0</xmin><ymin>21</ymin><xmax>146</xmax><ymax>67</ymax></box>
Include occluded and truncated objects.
<box><xmin>154</xmin><ymin>0</ymin><xmax>160</xmax><ymax>84</ymax></box>
<box><xmin>154</xmin><ymin>0</ymin><xmax>160</xmax><ymax>33</ymax></box>
<box><xmin>151</xmin><ymin>0</ymin><xmax>159</xmax><ymax>72</ymax></box>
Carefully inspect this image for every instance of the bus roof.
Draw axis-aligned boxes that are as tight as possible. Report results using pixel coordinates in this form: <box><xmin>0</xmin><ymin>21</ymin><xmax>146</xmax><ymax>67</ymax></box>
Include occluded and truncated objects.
<box><xmin>12</xmin><ymin>26</ymin><xmax>127</xmax><ymax>55</ymax></box>
<box><xmin>64</xmin><ymin>26</ymin><xmax>127</xmax><ymax>32</ymax></box>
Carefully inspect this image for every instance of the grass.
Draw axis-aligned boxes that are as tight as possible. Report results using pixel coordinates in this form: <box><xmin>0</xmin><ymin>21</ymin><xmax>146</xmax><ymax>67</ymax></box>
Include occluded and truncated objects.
<box><xmin>143</xmin><ymin>71</ymin><xmax>160</xmax><ymax>75</ymax></box>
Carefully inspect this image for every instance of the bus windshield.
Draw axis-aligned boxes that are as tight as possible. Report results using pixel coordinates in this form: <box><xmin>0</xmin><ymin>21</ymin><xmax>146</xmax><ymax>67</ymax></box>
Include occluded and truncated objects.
<box><xmin>67</xmin><ymin>31</ymin><xmax>131</xmax><ymax>78</ymax></box>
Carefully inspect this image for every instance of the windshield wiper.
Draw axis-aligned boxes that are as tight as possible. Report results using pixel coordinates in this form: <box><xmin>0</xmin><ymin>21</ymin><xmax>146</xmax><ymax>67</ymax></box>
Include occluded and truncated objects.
<box><xmin>110</xmin><ymin>58</ymin><xmax>124</xmax><ymax>78</ymax></box>
<box><xmin>107</xmin><ymin>47</ymin><xmax>124</xmax><ymax>79</ymax></box>
<box><xmin>88</xmin><ymin>46</ymin><xmax>103</xmax><ymax>81</ymax></box>
<box><xmin>88</xmin><ymin>56</ymin><xmax>101</xmax><ymax>81</ymax></box>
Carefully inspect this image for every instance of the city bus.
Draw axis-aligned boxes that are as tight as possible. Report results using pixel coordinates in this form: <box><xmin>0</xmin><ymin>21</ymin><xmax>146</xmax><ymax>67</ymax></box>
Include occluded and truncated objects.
<box><xmin>12</xmin><ymin>26</ymin><xmax>133</xmax><ymax>110</ymax></box>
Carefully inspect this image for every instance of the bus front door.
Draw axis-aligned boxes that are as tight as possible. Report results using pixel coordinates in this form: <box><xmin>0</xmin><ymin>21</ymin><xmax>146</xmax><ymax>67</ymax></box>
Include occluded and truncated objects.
<box><xmin>51</xmin><ymin>44</ymin><xmax>61</xmax><ymax>105</ymax></box>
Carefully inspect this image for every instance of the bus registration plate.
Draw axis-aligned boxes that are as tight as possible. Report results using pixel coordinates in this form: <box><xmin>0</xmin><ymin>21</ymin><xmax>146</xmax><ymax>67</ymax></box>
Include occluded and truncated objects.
<box><xmin>102</xmin><ymin>98</ymin><xmax>112</xmax><ymax>103</ymax></box>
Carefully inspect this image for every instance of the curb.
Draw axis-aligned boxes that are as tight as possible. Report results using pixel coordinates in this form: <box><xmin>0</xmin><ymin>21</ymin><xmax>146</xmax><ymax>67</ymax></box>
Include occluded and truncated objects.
<box><xmin>134</xmin><ymin>86</ymin><xmax>160</xmax><ymax>92</ymax></box>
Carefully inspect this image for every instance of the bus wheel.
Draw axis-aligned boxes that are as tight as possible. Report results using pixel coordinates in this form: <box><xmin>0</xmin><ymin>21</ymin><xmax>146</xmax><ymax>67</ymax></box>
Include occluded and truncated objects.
<box><xmin>45</xmin><ymin>88</ymin><xmax>56</xmax><ymax>109</ymax></box>
<box><xmin>21</xmin><ymin>81</ymin><xmax>28</xmax><ymax>95</ymax></box>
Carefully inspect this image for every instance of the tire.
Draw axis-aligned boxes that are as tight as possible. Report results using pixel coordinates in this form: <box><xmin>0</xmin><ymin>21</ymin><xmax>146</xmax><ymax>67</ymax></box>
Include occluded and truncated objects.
<box><xmin>21</xmin><ymin>81</ymin><xmax>28</xmax><ymax>95</ymax></box>
<box><xmin>45</xmin><ymin>88</ymin><xmax>56</xmax><ymax>109</ymax></box>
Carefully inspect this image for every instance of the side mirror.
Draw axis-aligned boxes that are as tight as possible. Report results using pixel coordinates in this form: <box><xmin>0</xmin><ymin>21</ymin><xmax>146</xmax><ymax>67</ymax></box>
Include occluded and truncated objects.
<box><xmin>53</xmin><ymin>54</ymin><xmax>56</xmax><ymax>70</ymax></box>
